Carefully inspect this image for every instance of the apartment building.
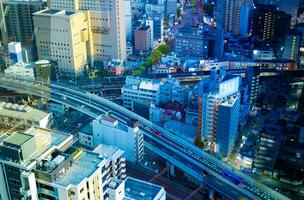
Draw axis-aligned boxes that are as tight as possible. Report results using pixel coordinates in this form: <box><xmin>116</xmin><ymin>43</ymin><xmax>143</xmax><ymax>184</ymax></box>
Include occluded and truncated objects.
<box><xmin>0</xmin><ymin>127</ymin><xmax>127</xmax><ymax>200</ymax></box>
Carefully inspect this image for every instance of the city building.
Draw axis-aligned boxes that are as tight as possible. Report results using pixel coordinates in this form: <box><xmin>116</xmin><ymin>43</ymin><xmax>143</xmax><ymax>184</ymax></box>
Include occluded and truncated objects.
<box><xmin>0</xmin><ymin>0</ymin><xmax>45</xmax><ymax>45</ymax></box>
<box><xmin>252</xmin><ymin>4</ymin><xmax>291</xmax><ymax>42</ymax></box>
<box><xmin>92</xmin><ymin>116</ymin><xmax>144</xmax><ymax>163</ymax></box>
<box><xmin>122</xmin><ymin>76</ymin><xmax>161</xmax><ymax>110</ymax></box>
<box><xmin>175</xmin><ymin>25</ymin><xmax>223</xmax><ymax>59</ymax></box>
<box><xmin>125</xmin><ymin>0</ymin><xmax>132</xmax><ymax>42</ymax></box>
<box><xmin>49</xmin><ymin>0</ymin><xmax>127</xmax><ymax>63</ymax></box>
<box><xmin>215</xmin><ymin>0</ymin><xmax>253</xmax><ymax>35</ymax></box>
<box><xmin>246</xmin><ymin>66</ymin><xmax>260</xmax><ymax>105</ymax></box>
<box><xmin>8</xmin><ymin>42</ymin><xmax>23</xmax><ymax>63</ymax></box>
<box><xmin>33</xmin><ymin>9</ymin><xmax>89</xmax><ymax>78</ymax></box>
<box><xmin>253</xmin><ymin>121</ymin><xmax>285</xmax><ymax>175</ymax></box>
<box><xmin>35</xmin><ymin>60</ymin><xmax>52</xmax><ymax>82</ymax></box>
<box><xmin>282</xmin><ymin>31</ymin><xmax>301</xmax><ymax>61</ymax></box>
<box><xmin>0</xmin><ymin>102</ymin><xmax>51</xmax><ymax>129</ymax></box>
<box><xmin>197</xmin><ymin>68</ymin><xmax>241</xmax><ymax>157</ymax></box>
<box><xmin>134</xmin><ymin>25</ymin><xmax>152</xmax><ymax>55</ymax></box>
<box><xmin>124</xmin><ymin>177</ymin><xmax>166</xmax><ymax>200</ymax></box>
<box><xmin>4</xmin><ymin>61</ymin><xmax>35</xmax><ymax>79</ymax></box>
<box><xmin>159</xmin><ymin>78</ymin><xmax>189</xmax><ymax>107</ymax></box>
<box><xmin>0</xmin><ymin>127</ymin><xmax>128</xmax><ymax>200</ymax></box>
<box><xmin>106</xmin><ymin>59</ymin><xmax>124</xmax><ymax>76</ymax></box>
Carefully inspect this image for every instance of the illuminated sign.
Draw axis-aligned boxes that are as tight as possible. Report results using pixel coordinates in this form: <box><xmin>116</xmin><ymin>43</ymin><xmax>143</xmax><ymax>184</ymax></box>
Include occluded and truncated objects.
<box><xmin>219</xmin><ymin>77</ymin><xmax>240</xmax><ymax>98</ymax></box>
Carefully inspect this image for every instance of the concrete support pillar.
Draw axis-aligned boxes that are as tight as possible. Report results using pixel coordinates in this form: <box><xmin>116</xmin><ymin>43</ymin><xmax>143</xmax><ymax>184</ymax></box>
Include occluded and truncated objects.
<box><xmin>208</xmin><ymin>189</ymin><xmax>214</xmax><ymax>200</ymax></box>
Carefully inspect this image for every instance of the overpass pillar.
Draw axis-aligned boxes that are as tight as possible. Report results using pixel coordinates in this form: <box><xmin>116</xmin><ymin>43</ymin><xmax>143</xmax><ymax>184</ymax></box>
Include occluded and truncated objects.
<box><xmin>169</xmin><ymin>163</ymin><xmax>175</xmax><ymax>177</ymax></box>
<box><xmin>209</xmin><ymin>189</ymin><xmax>214</xmax><ymax>200</ymax></box>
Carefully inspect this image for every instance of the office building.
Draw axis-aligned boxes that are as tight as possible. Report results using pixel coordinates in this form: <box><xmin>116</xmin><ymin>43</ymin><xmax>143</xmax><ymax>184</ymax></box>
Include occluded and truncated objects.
<box><xmin>134</xmin><ymin>25</ymin><xmax>152</xmax><ymax>55</ymax></box>
<box><xmin>8</xmin><ymin>42</ymin><xmax>23</xmax><ymax>63</ymax></box>
<box><xmin>122</xmin><ymin>76</ymin><xmax>161</xmax><ymax>110</ymax></box>
<box><xmin>165</xmin><ymin>0</ymin><xmax>177</xmax><ymax>16</ymax></box>
<box><xmin>215</xmin><ymin>0</ymin><xmax>253</xmax><ymax>35</ymax></box>
<box><xmin>246</xmin><ymin>66</ymin><xmax>260</xmax><ymax>105</ymax></box>
<box><xmin>253</xmin><ymin>122</ymin><xmax>285</xmax><ymax>175</ymax></box>
<box><xmin>50</xmin><ymin>0</ymin><xmax>127</xmax><ymax>63</ymax></box>
<box><xmin>33</xmin><ymin>9</ymin><xmax>89</xmax><ymax>78</ymax></box>
<box><xmin>0</xmin><ymin>127</ymin><xmax>128</xmax><ymax>200</ymax></box>
<box><xmin>0</xmin><ymin>0</ymin><xmax>45</xmax><ymax>45</ymax></box>
<box><xmin>198</xmin><ymin>69</ymin><xmax>241</xmax><ymax>156</ymax></box>
<box><xmin>4</xmin><ymin>61</ymin><xmax>35</xmax><ymax>80</ymax></box>
<box><xmin>252</xmin><ymin>4</ymin><xmax>291</xmax><ymax>42</ymax></box>
<box><xmin>92</xmin><ymin>116</ymin><xmax>144</xmax><ymax>164</ymax></box>
<box><xmin>278</xmin><ymin>0</ymin><xmax>299</xmax><ymax>18</ymax></box>
<box><xmin>175</xmin><ymin>25</ymin><xmax>223</xmax><ymax>59</ymax></box>
<box><xmin>125</xmin><ymin>0</ymin><xmax>132</xmax><ymax>42</ymax></box>
<box><xmin>159</xmin><ymin>78</ymin><xmax>189</xmax><ymax>107</ymax></box>
<box><xmin>282</xmin><ymin>31</ymin><xmax>301</xmax><ymax>61</ymax></box>
<box><xmin>0</xmin><ymin>102</ymin><xmax>51</xmax><ymax>129</ymax></box>
<box><xmin>35</xmin><ymin>60</ymin><xmax>52</xmax><ymax>82</ymax></box>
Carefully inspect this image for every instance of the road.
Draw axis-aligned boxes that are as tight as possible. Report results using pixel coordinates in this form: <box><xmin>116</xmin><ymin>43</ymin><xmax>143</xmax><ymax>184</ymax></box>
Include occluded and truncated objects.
<box><xmin>127</xmin><ymin>163</ymin><xmax>207</xmax><ymax>200</ymax></box>
<box><xmin>0</xmin><ymin>76</ymin><xmax>291</xmax><ymax>200</ymax></box>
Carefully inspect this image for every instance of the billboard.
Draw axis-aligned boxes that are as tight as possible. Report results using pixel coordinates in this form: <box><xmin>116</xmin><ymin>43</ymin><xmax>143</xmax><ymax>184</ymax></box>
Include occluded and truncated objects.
<box><xmin>219</xmin><ymin>77</ymin><xmax>240</xmax><ymax>98</ymax></box>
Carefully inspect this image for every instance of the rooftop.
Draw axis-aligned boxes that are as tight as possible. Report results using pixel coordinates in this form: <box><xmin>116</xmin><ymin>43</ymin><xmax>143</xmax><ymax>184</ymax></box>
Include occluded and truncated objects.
<box><xmin>124</xmin><ymin>177</ymin><xmax>164</xmax><ymax>200</ymax></box>
<box><xmin>4</xmin><ymin>133</ymin><xmax>33</xmax><ymax>146</ymax></box>
<box><xmin>93</xmin><ymin>144</ymin><xmax>124</xmax><ymax>161</ymax></box>
<box><xmin>55</xmin><ymin>151</ymin><xmax>103</xmax><ymax>187</ymax></box>
<box><xmin>0</xmin><ymin>102</ymin><xmax>50</xmax><ymax>123</ymax></box>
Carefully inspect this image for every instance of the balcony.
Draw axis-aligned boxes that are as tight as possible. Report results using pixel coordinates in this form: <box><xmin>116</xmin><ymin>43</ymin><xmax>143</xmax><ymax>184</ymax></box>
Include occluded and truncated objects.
<box><xmin>19</xmin><ymin>187</ymin><xmax>31</xmax><ymax>197</ymax></box>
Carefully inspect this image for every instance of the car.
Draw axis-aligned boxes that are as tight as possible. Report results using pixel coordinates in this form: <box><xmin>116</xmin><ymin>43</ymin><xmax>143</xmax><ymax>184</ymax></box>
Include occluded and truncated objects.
<box><xmin>154</xmin><ymin>130</ymin><xmax>162</xmax><ymax>136</ymax></box>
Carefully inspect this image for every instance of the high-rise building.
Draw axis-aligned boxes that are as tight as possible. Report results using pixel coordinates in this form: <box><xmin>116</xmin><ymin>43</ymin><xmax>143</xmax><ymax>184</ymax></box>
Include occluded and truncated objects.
<box><xmin>246</xmin><ymin>66</ymin><xmax>260</xmax><ymax>106</ymax></box>
<box><xmin>0</xmin><ymin>127</ymin><xmax>128</xmax><ymax>200</ymax></box>
<box><xmin>253</xmin><ymin>122</ymin><xmax>284</xmax><ymax>175</ymax></box>
<box><xmin>282</xmin><ymin>31</ymin><xmax>301</xmax><ymax>61</ymax></box>
<box><xmin>198</xmin><ymin>68</ymin><xmax>241</xmax><ymax>157</ymax></box>
<box><xmin>49</xmin><ymin>0</ymin><xmax>127</xmax><ymax>63</ymax></box>
<box><xmin>278</xmin><ymin>0</ymin><xmax>299</xmax><ymax>18</ymax></box>
<box><xmin>33</xmin><ymin>9</ymin><xmax>90</xmax><ymax>78</ymax></box>
<box><xmin>134</xmin><ymin>25</ymin><xmax>152</xmax><ymax>55</ymax></box>
<box><xmin>215</xmin><ymin>0</ymin><xmax>253</xmax><ymax>35</ymax></box>
<box><xmin>0</xmin><ymin>0</ymin><xmax>45</xmax><ymax>45</ymax></box>
<box><xmin>125</xmin><ymin>0</ymin><xmax>132</xmax><ymax>42</ymax></box>
<box><xmin>252</xmin><ymin>4</ymin><xmax>291</xmax><ymax>42</ymax></box>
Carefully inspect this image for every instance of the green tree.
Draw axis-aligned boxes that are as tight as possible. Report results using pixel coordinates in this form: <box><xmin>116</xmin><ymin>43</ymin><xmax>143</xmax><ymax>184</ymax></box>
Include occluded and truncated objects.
<box><xmin>157</xmin><ymin>44</ymin><xmax>171</xmax><ymax>54</ymax></box>
<box><xmin>151</xmin><ymin>49</ymin><xmax>163</xmax><ymax>63</ymax></box>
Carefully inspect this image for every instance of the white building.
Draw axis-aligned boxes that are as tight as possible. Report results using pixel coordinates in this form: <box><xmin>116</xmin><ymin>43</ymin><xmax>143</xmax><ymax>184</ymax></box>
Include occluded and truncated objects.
<box><xmin>199</xmin><ymin>69</ymin><xmax>241</xmax><ymax>157</ymax></box>
<box><xmin>4</xmin><ymin>62</ymin><xmax>35</xmax><ymax>80</ymax></box>
<box><xmin>92</xmin><ymin>116</ymin><xmax>144</xmax><ymax>163</ymax></box>
<box><xmin>0</xmin><ymin>127</ymin><xmax>127</xmax><ymax>200</ymax></box>
<box><xmin>0</xmin><ymin>102</ymin><xmax>51</xmax><ymax>128</ymax></box>
<box><xmin>159</xmin><ymin>78</ymin><xmax>189</xmax><ymax>107</ymax></box>
<box><xmin>122</xmin><ymin>76</ymin><xmax>161</xmax><ymax>110</ymax></box>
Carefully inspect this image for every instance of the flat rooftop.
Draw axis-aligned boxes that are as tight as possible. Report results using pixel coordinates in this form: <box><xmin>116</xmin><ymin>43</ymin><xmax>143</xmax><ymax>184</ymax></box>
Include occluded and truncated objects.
<box><xmin>4</xmin><ymin>133</ymin><xmax>33</xmax><ymax>146</ymax></box>
<box><xmin>124</xmin><ymin>177</ymin><xmax>164</xmax><ymax>200</ymax></box>
<box><xmin>0</xmin><ymin>127</ymin><xmax>73</xmax><ymax>166</ymax></box>
<box><xmin>93</xmin><ymin>144</ymin><xmax>124</xmax><ymax>161</ymax></box>
<box><xmin>55</xmin><ymin>151</ymin><xmax>103</xmax><ymax>187</ymax></box>
<box><xmin>0</xmin><ymin>102</ymin><xmax>50</xmax><ymax>123</ymax></box>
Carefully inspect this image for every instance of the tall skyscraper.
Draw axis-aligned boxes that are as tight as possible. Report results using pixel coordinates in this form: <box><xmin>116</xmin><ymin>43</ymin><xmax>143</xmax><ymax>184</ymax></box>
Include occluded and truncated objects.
<box><xmin>0</xmin><ymin>0</ymin><xmax>45</xmax><ymax>45</ymax></box>
<box><xmin>216</xmin><ymin>0</ymin><xmax>253</xmax><ymax>35</ymax></box>
<box><xmin>50</xmin><ymin>0</ymin><xmax>127</xmax><ymax>63</ymax></box>
<box><xmin>278</xmin><ymin>0</ymin><xmax>299</xmax><ymax>18</ymax></box>
<box><xmin>252</xmin><ymin>4</ymin><xmax>291</xmax><ymax>42</ymax></box>
<box><xmin>282</xmin><ymin>31</ymin><xmax>301</xmax><ymax>61</ymax></box>
<box><xmin>33</xmin><ymin>9</ymin><xmax>90</xmax><ymax>78</ymax></box>
<box><xmin>198</xmin><ymin>68</ymin><xmax>241</xmax><ymax>157</ymax></box>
